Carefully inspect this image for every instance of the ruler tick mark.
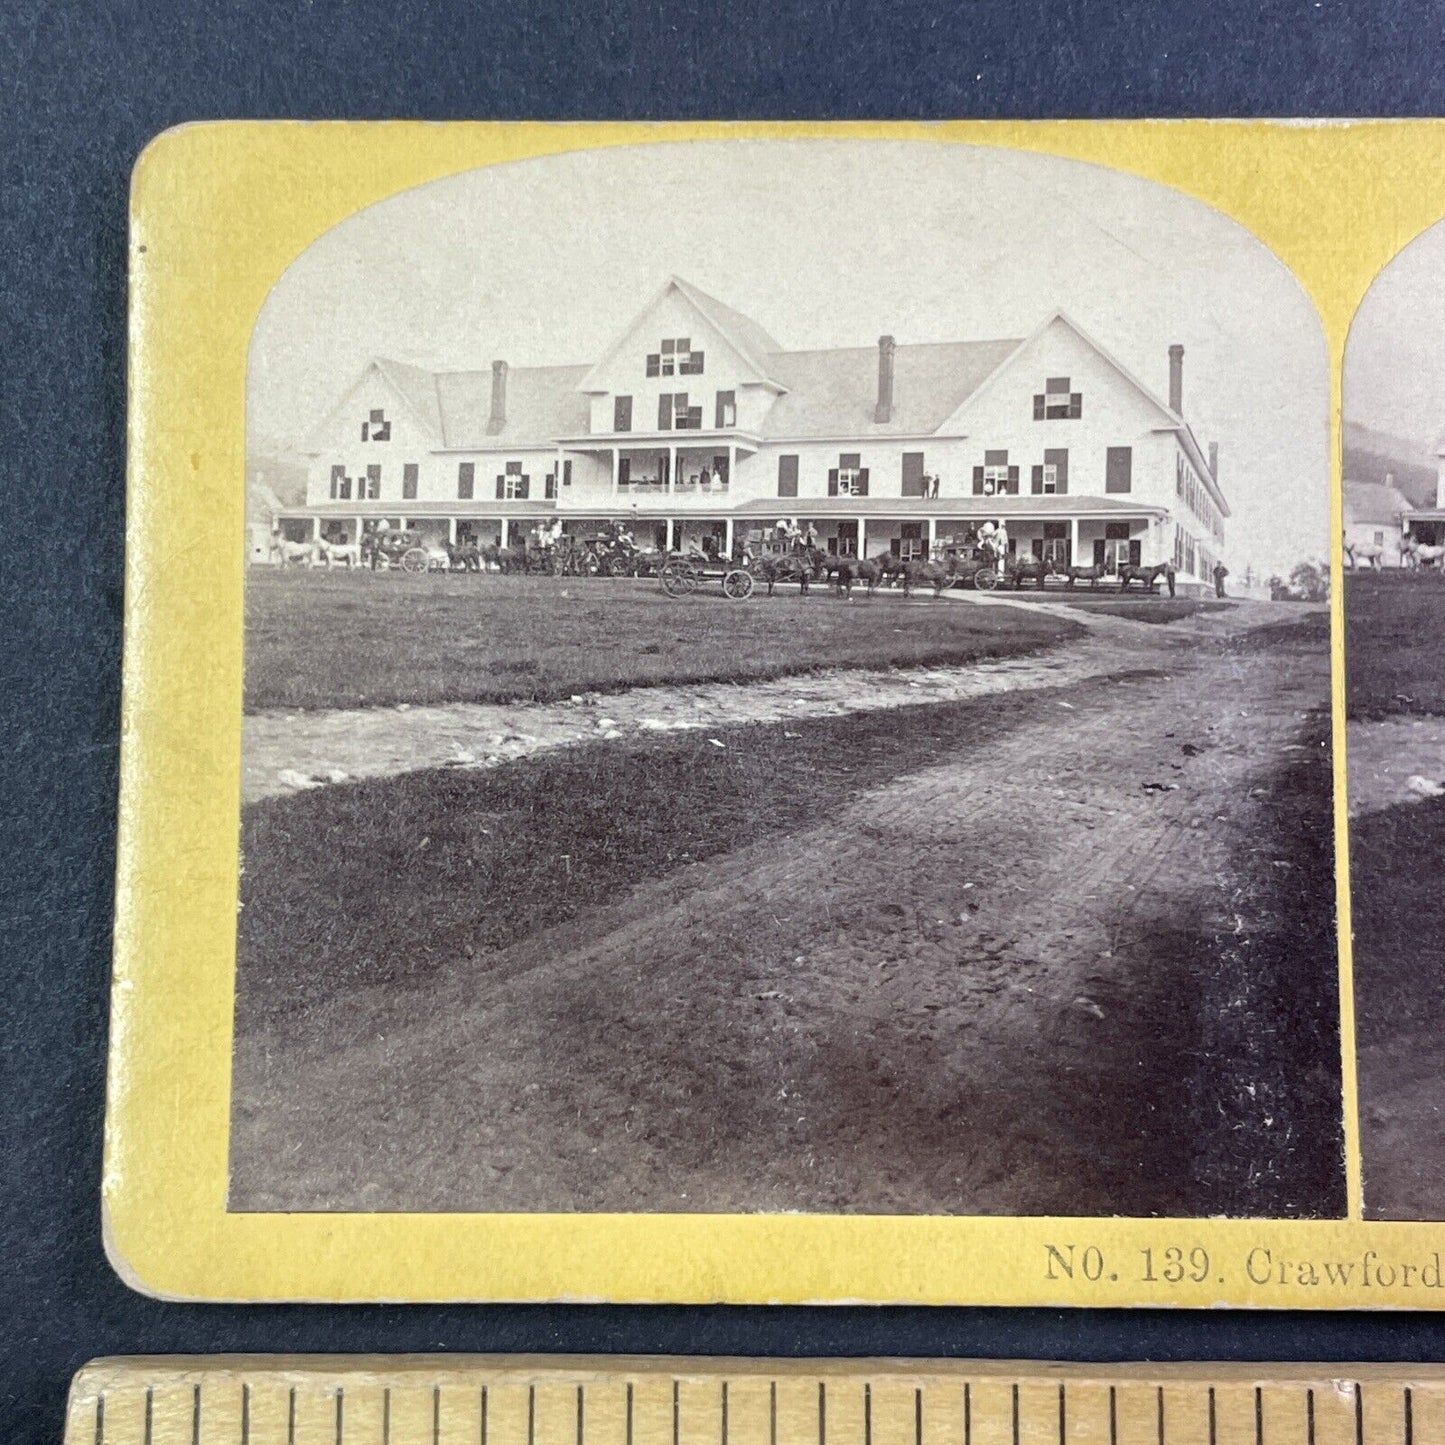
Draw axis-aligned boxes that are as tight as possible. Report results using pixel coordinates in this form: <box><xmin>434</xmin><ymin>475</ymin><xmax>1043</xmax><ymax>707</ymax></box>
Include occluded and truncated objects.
<box><xmin>482</xmin><ymin>1385</ymin><xmax>489</xmax><ymax>1445</ymax></box>
<box><xmin>915</xmin><ymin>1386</ymin><xmax>923</xmax><ymax>1445</ymax></box>
<box><xmin>1356</xmin><ymin>1382</ymin><xmax>1364</xmax><ymax>1445</ymax></box>
<box><xmin>1405</xmin><ymin>1386</ymin><xmax>1414</xmax><ymax>1445</ymax></box>
<box><xmin>674</xmin><ymin>1380</ymin><xmax>680</xmax><ymax>1445</ymax></box>
<box><xmin>1306</xmin><ymin>1388</ymin><xmax>1314</xmax><ymax>1445</ymax></box>
<box><xmin>288</xmin><ymin>1386</ymin><xmax>296</xmax><ymax>1445</ymax></box>
<box><xmin>722</xmin><ymin>1381</ymin><xmax>729</xmax><ymax>1445</ymax></box>
<box><xmin>144</xmin><ymin>1387</ymin><xmax>153</xmax><ymax>1445</ymax></box>
<box><xmin>384</xmin><ymin>1387</ymin><xmax>392</xmax><ymax>1445</ymax></box>
<box><xmin>193</xmin><ymin>1385</ymin><xmax>201</xmax><ymax>1445</ymax></box>
<box><xmin>819</xmin><ymin>1382</ymin><xmax>827</xmax><ymax>1445</ymax></box>
<box><xmin>578</xmin><ymin>1383</ymin><xmax>585</xmax><ymax>1445</ymax></box>
<box><xmin>1057</xmin><ymin>1384</ymin><xmax>1065</xmax><ymax>1445</ymax></box>
<box><xmin>530</xmin><ymin>1386</ymin><xmax>536</xmax><ymax>1445</ymax></box>
<box><xmin>865</xmin><ymin>1384</ymin><xmax>872</xmax><ymax>1445</ymax></box>
<box><xmin>336</xmin><ymin>1388</ymin><xmax>344</xmax><ymax>1445</ymax></box>
<box><xmin>242</xmin><ymin>1383</ymin><xmax>251</xmax><ymax>1445</ymax></box>
<box><xmin>433</xmin><ymin>1385</ymin><xmax>441</xmax><ymax>1445</ymax></box>
<box><xmin>626</xmin><ymin>1383</ymin><xmax>633</xmax><ymax>1445</ymax></box>
<box><xmin>963</xmin><ymin>1382</ymin><xmax>971</xmax><ymax>1445</ymax></box>
<box><xmin>1109</xmin><ymin>1386</ymin><xmax>1117</xmax><ymax>1445</ymax></box>
<box><xmin>1208</xmin><ymin>1387</ymin><xmax>1216</xmax><ymax>1445</ymax></box>
<box><xmin>1255</xmin><ymin>1385</ymin><xmax>1263</xmax><ymax>1445</ymax></box>
<box><xmin>95</xmin><ymin>1394</ymin><xmax>104</xmax><ymax>1445</ymax></box>
<box><xmin>1158</xmin><ymin>1386</ymin><xmax>1165</xmax><ymax>1445</ymax></box>
<box><xmin>769</xmin><ymin>1381</ymin><xmax>777</xmax><ymax>1445</ymax></box>
<box><xmin>1011</xmin><ymin>1384</ymin><xmax>1019</xmax><ymax>1445</ymax></box>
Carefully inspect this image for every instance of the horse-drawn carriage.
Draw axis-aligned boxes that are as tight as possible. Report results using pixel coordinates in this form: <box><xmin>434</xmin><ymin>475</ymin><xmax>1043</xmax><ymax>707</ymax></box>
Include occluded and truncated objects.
<box><xmin>361</xmin><ymin>530</ymin><xmax>430</xmax><ymax>573</ymax></box>
<box><xmin>658</xmin><ymin>552</ymin><xmax>755</xmax><ymax>599</ymax></box>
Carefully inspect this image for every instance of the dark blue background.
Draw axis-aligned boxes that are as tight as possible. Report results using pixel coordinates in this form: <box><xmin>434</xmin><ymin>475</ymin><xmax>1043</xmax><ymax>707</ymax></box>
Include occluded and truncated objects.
<box><xmin>5</xmin><ymin>1</ymin><xmax>1445</xmax><ymax>1440</ymax></box>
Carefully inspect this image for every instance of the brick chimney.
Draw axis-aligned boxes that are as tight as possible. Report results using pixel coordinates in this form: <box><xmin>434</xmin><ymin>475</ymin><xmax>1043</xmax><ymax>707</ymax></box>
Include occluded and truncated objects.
<box><xmin>1208</xmin><ymin>442</ymin><xmax>1219</xmax><ymax>479</ymax></box>
<box><xmin>874</xmin><ymin>335</ymin><xmax>896</xmax><ymax>424</ymax></box>
<box><xmin>487</xmin><ymin>359</ymin><xmax>508</xmax><ymax>435</ymax></box>
<box><xmin>1168</xmin><ymin>344</ymin><xmax>1184</xmax><ymax>414</ymax></box>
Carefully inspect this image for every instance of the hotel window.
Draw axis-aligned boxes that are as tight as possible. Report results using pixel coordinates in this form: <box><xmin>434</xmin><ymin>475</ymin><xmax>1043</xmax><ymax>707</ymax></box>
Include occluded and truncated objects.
<box><xmin>901</xmin><ymin>452</ymin><xmax>927</xmax><ymax>497</ymax></box>
<box><xmin>828</xmin><ymin>453</ymin><xmax>869</xmax><ymax>497</ymax></box>
<box><xmin>659</xmin><ymin>393</ymin><xmax>702</xmax><ymax>430</ymax></box>
<box><xmin>402</xmin><ymin>463</ymin><xmax>418</xmax><ymax>500</ymax></box>
<box><xmin>1105</xmin><ymin>446</ymin><xmax>1133</xmax><ymax>493</ymax></box>
<box><xmin>458</xmin><ymin>461</ymin><xmax>475</xmax><ymax>500</ymax></box>
<box><xmin>544</xmin><ymin>470</ymin><xmax>558</xmax><ymax>500</ymax></box>
<box><xmin>363</xmin><ymin>464</ymin><xmax>381</xmax><ymax>500</ymax></box>
<box><xmin>330</xmin><ymin>464</ymin><xmax>347</xmax><ymax>500</ymax></box>
<box><xmin>1031</xmin><ymin>448</ymin><xmax>1068</xmax><ymax>495</ymax></box>
<box><xmin>715</xmin><ymin>390</ymin><xmax>736</xmax><ymax>428</ymax></box>
<box><xmin>362</xmin><ymin>407</ymin><xmax>391</xmax><ymax>442</ymax></box>
<box><xmin>973</xmin><ymin>450</ymin><xmax>1018</xmax><ymax>496</ymax></box>
<box><xmin>614</xmin><ymin>395</ymin><xmax>632</xmax><ymax>432</ymax></box>
<box><xmin>497</xmin><ymin>461</ymin><xmax>530</xmax><ymax>500</ymax></box>
<box><xmin>778</xmin><ymin>453</ymin><xmax>799</xmax><ymax>497</ymax></box>
<box><xmin>646</xmin><ymin>337</ymin><xmax>704</xmax><ymax>378</ymax></box>
<box><xmin>618</xmin><ymin>457</ymin><xmax>632</xmax><ymax>485</ymax></box>
<box><xmin>563</xmin><ymin>460</ymin><xmax>573</xmax><ymax>488</ymax></box>
<box><xmin>1032</xmin><ymin>378</ymin><xmax>1081</xmax><ymax>420</ymax></box>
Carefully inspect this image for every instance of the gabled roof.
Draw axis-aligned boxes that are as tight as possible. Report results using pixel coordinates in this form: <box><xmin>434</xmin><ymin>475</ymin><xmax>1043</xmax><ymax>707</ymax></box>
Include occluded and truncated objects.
<box><xmin>434</xmin><ymin>364</ymin><xmax>591</xmax><ymax>447</ymax></box>
<box><xmin>374</xmin><ymin>358</ymin><xmax>444</xmax><ymax>439</ymax></box>
<box><xmin>576</xmin><ymin>276</ymin><xmax>787</xmax><ymax>392</ymax></box>
<box><xmin>761</xmin><ymin>339</ymin><xmax>1022</xmax><ymax>439</ymax></box>
<box><xmin>1344</xmin><ymin>478</ymin><xmax>1414</xmax><ymax>526</ymax></box>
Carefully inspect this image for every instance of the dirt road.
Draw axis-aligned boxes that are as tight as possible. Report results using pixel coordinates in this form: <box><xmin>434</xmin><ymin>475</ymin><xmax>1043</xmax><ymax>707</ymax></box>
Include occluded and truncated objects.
<box><xmin>230</xmin><ymin>607</ymin><xmax>1342</xmax><ymax>1216</ymax></box>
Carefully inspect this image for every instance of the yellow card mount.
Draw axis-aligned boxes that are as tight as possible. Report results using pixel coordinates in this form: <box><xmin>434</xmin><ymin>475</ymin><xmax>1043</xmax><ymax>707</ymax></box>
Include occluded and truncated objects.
<box><xmin>67</xmin><ymin>1356</ymin><xmax>1438</xmax><ymax>1445</ymax></box>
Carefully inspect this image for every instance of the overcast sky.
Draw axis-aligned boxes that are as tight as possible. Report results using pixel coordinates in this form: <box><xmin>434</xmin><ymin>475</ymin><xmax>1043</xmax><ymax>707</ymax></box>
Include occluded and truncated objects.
<box><xmin>1345</xmin><ymin>216</ymin><xmax>1445</xmax><ymax>454</ymax></box>
<box><xmin>250</xmin><ymin>139</ymin><xmax>1329</xmax><ymax>577</ymax></box>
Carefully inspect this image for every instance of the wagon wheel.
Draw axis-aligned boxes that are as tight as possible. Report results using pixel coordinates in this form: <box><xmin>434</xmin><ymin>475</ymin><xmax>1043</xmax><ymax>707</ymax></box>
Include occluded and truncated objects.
<box><xmin>722</xmin><ymin>568</ymin><xmax>754</xmax><ymax>600</ymax></box>
<box><xmin>401</xmin><ymin>547</ymin><xmax>429</xmax><ymax>574</ymax></box>
<box><xmin>659</xmin><ymin>561</ymin><xmax>692</xmax><ymax>597</ymax></box>
<box><xmin>973</xmin><ymin>566</ymin><xmax>999</xmax><ymax>591</ymax></box>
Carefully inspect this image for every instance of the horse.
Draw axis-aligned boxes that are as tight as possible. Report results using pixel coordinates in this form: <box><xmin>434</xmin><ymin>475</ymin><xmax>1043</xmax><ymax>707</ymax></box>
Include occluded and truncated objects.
<box><xmin>825</xmin><ymin>554</ymin><xmax>882</xmax><ymax>599</ymax></box>
<box><xmin>1344</xmin><ymin>538</ymin><xmax>1386</xmax><ymax>571</ymax></box>
<box><xmin>446</xmin><ymin>540</ymin><xmax>483</xmax><ymax>572</ymax></box>
<box><xmin>876</xmin><ymin>552</ymin><xmax>911</xmax><ymax>589</ymax></box>
<box><xmin>270</xmin><ymin>536</ymin><xmax>317</xmax><ymax>567</ymax></box>
<box><xmin>1118</xmin><ymin>561</ymin><xmax>1177</xmax><ymax>597</ymax></box>
<box><xmin>1402</xmin><ymin>535</ymin><xmax>1445</xmax><ymax>570</ymax></box>
<box><xmin>754</xmin><ymin>552</ymin><xmax>813</xmax><ymax>596</ymax></box>
<box><xmin>900</xmin><ymin>559</ymin><xmax>952</xmax><ymax>598</ymax></box>
<box><xmin>1061</xmin><ymin>563</ymin><xmax>1106</xmax><ymax>590</ymax></box>
<box><xmin>319</xmin><ymin>539</ymin><xmax>363</xmax><ymax>569</ymax></box>
<box><xmin>1007</xmin><ymin>555</ymin><xmax>1052</xmax><ymax>591</ymax></box>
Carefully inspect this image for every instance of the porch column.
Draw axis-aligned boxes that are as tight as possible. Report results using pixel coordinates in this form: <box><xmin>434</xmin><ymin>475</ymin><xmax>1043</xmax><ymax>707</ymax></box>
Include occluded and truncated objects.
<box><xmin>668</xmin><ymin>443</ymin><xmax>676</xmax><ymax>494</ymax></box>
<box><xmin>310</xmin><ymin>516</ymin><xmax>320</xmax><ymax>541</ymax></box>
<box><xmin>665</xmin><ymin>518</ymin><xmax>675</xmax><ymax>552</ymax></box>
<box><xmin>724</xmin><ymin>517</ymin><xmax>734</xmax><ymax>558</ymax></box>
<box><xmin>1070</xmin><ymin>516</ymin><xmax>1080</xmax><ymax>566</ymax></box>
<box><xmin>857</xmin><ymin>515</ymin><xmax>867</xmax><ymax>557</ymax></box>
<box><xmin>728</xmin><ymin>444</ymin><xmax>736</xmax><ymax>490</ymax></box>
<box><xmin>611</xmin><ymin>447</ymin><xmax>619</xmax><ymax>497</ymax></box>
<box><xmin>353</xmin><ymin>515</ymin><xmax>363</xmax><ymax>543</ymax></box>
<box><xmin>448</xmin><ymin>516</ymin><xmax>458</xmax><ymax>545</ymax></box>
<box><xmin>555</xmin><ymin>446</ymin><xmax>564</xmax><ymax>495</ymax></box>
<box><xmin>926</xmin><ymin>517</ymin><xmax>936</xmax><ymax>557</ymax></box>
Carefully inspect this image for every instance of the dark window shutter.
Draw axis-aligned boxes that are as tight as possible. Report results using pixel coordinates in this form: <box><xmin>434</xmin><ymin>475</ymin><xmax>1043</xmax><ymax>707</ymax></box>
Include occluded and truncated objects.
<box><xmin>1093</xmin><ymin>539</ymin><xmax>1106</xmax><ymax>568</ymax></box>
<box><xmin>458</xmin><ymin>462</ymin><xmax>475</xmax><ymax>500</ymax></box>
<box><xmin>614</xmin><ymin>395</ymin><xmax>632</xmax><ymax>431</ymax></box>
<box><xmin>1032</xmin><ymin>538</ymin><xmax>1044</xmax><ymax>559</ymax></box>
<box><xmin>857</xmin><ymin>468</ymin><xmax>869</xmax><ymax>496</ymax></box>
<box><xmin>361</xmin><ymin>422</ymin><xmax>370</xmax><ymax>441</ymax></box>
<box><xmin>496</xmin><ymin>476</ymin><xmax>506</xmax><ymax>499</ymax></box>
<box><xmin>646</xmin><ymin>354</ymin><xmax>660</xmax><ymax>377</ymax></box>
<box><xmin>828</xmin><ymin>468</ymin><xmax>839</xmax><ymax>497</ymax></box>
<box><xmin>901</xmin><ymin>451</ymin><xmax>925</xmax><ymax>496</ymax></box>
<box><xmin>403</xmin><ymin>463</ymin><xmax>418</xmax><ymax>500</ymax></box>
<box><xmin>518</xmin><ymin>477</ymin><xmax>530</xmax><ymax>499</ymax></box>
<box><xmin>1031</xmin><ymin>465</ymin><xmax>1043</xmax><ymax>495</ymax></box>
<box><xmin>1129</xmin><ymin>540</ymin><xmax>1142</xmax><ymax>566</ymax></box>
<box><xmin>1007</xmin><ymin>465</ymin><xmax>1019</xmax><ymax>493</ymax></box>
<box><xmin>1033</xmin><ymin>395</ymin><xmax>1045</xmax><ymax>420</ymax></box>
<box><xmin>1069</xmin><ymin>393</ymin><xmax>1082</xmax><ymax>419</ymax></box>
<box><xmin>973</xmin><ymin>466</ymin><xmax>984</xmax><ymax>494</ymax></box>
<box><xmin>778</xmin><ymin>455</ymin><xmax>798</xmax><ymax>497</ymax></box>
<box><xmin>563</xmin><ymin>460</ymin><xmax>572</xmax><ymax>486</ymax></box>
<box><xmin>1106</xmin><ymin>447</ymin><xmax>1132</xmax><ymax>493</ymax></box>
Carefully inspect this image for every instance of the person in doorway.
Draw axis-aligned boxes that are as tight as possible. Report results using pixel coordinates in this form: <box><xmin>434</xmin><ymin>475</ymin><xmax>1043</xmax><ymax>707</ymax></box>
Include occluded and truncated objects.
<box><xmin>993</xmin><ymin>519</ymin><xmax>1010</xmax><ymax>563</ymax></box>
<box><xmin>930</xmin><ymin>473</ymin><xmax>941</xmax><ymax>499</ymax></box>
<box><xmin>1213</xmin><ymin>561</ymin><xmax>1229</xmax><ymax>598</ymax></box>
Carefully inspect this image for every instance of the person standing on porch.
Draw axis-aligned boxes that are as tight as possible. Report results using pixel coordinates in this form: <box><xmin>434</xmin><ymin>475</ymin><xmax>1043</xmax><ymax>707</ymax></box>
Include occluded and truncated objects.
<box><xmin>993</xmin><ymin>519</ymin><xmax>1010</xmax><ymax>562</ymax></box>
<box><xmin>1213</xmin><ymin>561</ymin><xmax>1229</xmax><ymax>597</ymax></box>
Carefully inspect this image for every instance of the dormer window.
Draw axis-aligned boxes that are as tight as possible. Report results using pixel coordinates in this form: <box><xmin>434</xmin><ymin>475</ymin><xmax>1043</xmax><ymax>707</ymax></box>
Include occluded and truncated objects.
<box><xmin>362</xmin><ymin>407</ymin><xmax>391</xmax><ymax>441</ymax></box>
<box><xmin>1032</xmin><ymin>378</ymin><xmax>1081</xmax><ymax>420</ymax></box>
<box><xmin>647</xmin><ymin>337</ymin><xmax>704</xmax><ymax>377</ymax></box>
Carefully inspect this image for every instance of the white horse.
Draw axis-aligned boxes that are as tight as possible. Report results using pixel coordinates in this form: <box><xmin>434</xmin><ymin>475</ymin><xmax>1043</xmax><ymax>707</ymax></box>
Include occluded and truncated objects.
<box><xmin>270</xmin><ymin>536</ymin><xmax>317</xmax><ymax>567</ymax></box>
<box><xmin>1344</xmin><ymin>538</ymin><xmax>1385</xmax><ymax>571</ymax></box>
<box><xmin>318</xmin><ymin>538</ymin><xmax>363</xmax><ymax>569</ymax></box>
<box><xmin>1403</xmin><ymin>535</ymin><xmax>1445</xmax><ymax>570</ymax></box>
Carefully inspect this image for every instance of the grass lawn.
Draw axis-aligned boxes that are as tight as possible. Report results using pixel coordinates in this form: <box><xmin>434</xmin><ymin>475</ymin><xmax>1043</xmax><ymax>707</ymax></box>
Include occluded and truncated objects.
<box><xmin>1346</xmin><ymin>571</ymin><xmax>1445</xmax><ymax>719</ymax></box>
<box><xmin>245</xmin><ymin>570</ymin><xmax>1084</xmax><ymax>711</ymax></box>
<box><xmin>1051</xmin><ymin>598</ymin><xmax>1229</xmax><ymax>624</ymax></box>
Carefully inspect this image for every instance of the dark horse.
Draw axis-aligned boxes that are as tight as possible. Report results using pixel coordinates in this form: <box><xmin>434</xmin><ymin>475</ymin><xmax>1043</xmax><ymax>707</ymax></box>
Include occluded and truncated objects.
<box><xmin>1060</xmin><ymin>563</ymin><xmax>1106</xmax><ymax>590</ymax></box>
<box><xmin>900</xmin><ymin>558</ymin><xmax>953</xmax><ymax>598</ymax></box>
<box><xmin>755</xmin><ymin>549</ymin><xmax>820</xmax><ymax>596</ymax></box>
<box><xmin>1007</xmin><ymin>555</ymin><xmax>1052</xmax><ymax>590</ymax></box>
<box><xmin>825</xmin><ymin>553</ymin><xmax>883</xmax><ymax>599</ymax></box>
<box><xmin>1118</xmin><ymin>561</ymin><xmax>1177</xmax><ymax>597</ymax></box>
<box><xmin>876</xmin><ymin>552</ymin><xmax>911</xmax><ymax>588</ymax></box>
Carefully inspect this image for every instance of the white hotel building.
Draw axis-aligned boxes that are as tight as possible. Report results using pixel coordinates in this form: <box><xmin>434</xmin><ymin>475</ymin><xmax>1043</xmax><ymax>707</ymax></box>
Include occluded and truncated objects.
<box><xmin>275</xmin><ymin>277</ymin><xmax>1228</xmax><ymax>586</ymax></box>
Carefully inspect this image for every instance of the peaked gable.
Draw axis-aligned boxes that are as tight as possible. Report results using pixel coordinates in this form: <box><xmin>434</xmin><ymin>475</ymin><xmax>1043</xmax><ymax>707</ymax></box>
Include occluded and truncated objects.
<box><xmin>303</xmin><ymin>359</ymin><xmax>443</xmax><ymax>453</ymax></box>
<box><xmin>577</xmin><ymin>276</ymin><xmax>785</xmax><ymax>393</ymax></box>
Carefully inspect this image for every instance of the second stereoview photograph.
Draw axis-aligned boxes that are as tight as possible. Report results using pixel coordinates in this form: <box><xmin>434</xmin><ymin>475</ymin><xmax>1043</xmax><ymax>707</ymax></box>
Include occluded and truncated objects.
<box><xmin>229</xmin><ymin>139</ymin><xmax>1341</xmax><ymax>1218</ymax></box>
<box><xmin>1344</xmin><ymin>215</ymin><xmax>1445</xmax><ymax>1223</ymax></box>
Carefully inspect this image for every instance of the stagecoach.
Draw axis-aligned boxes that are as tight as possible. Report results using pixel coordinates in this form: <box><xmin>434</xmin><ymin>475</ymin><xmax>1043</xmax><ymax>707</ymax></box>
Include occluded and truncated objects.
<box><xmin>934</xmin><ymin>541</ymin><xmax>1002</xmax><ymax>590</ymax></box>
<box><xmin>363</xmin><ymin>530</ymin><xmax>430</xmax><ymax>574</ymax></box>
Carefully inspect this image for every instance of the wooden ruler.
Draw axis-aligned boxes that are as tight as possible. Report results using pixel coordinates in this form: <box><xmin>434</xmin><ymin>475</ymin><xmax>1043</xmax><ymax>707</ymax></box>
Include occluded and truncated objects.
<box><xmin>64</xmin><ymin>1357</ymin><xmax>1445</xmax><ymax>1445</ymax></box>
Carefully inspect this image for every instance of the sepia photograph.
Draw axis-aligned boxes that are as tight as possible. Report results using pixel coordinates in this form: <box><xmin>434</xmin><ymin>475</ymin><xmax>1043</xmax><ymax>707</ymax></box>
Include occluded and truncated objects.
<box><xmin>229</xmin><ymin>140</ymin><xmax>1342</xmax><ymax>1218</ymax></box>
<box><xmin>1343</xmin><ymin>217</ymin><xmax>1445</xmax><ymax>1221</ymax></box>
